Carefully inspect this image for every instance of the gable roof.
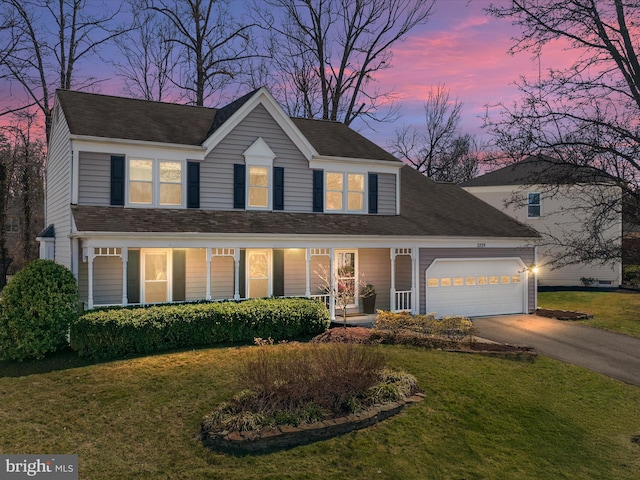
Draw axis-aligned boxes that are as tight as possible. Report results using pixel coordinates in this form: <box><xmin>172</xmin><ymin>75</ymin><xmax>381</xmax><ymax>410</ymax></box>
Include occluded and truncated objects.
<box><xmin>461</xmin><ymin>154</ymin><xmax>615</xmax><ymax>187</ymax></box>
<box><xmin>71</xmin><ymin>166</ymin><xmax>538</xmax><ymax>239</ymax></box>
<box><xmin>55</xmin><ymin>89</ymin><xmax>399</xmax><ymax>162</ymax></box>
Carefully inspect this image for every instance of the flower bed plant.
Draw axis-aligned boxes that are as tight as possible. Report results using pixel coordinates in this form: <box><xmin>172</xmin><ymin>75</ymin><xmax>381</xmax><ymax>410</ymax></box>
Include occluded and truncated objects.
<box><xmin>374</xmin><ymin>310</ymin><xmax>474</xmax><ymax>341</ymax></box>
<box><xmin>200</xmin><ymin>343</ymin><xmax>420</xmax><ymax>451</ymax></box>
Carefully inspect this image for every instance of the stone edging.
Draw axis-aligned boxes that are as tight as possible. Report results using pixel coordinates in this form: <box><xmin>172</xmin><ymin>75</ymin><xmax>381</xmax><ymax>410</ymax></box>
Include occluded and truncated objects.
<box><xmin>201</xmin><ymin>393</ymin><xmax>425</xmax><ymax>454</ymax></box>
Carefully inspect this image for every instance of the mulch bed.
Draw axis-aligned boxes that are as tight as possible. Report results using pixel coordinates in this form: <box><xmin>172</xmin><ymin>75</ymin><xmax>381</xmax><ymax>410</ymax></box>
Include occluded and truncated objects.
<box><xmin>535</xmin><ymin>308</ymin><xmax>593</xmax><ymax>320</ymax></box>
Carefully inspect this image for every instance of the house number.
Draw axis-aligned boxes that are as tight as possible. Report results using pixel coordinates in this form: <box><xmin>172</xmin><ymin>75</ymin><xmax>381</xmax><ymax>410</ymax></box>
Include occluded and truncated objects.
<box><xmin>477</xmin><ymin>243</ymin><xmax>486</xmax><ymax>248</ymax></box>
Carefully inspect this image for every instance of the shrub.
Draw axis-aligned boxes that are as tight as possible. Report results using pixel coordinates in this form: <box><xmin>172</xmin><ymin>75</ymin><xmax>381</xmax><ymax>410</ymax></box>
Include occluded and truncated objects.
<box><xmin>374</xmin><ymin>310</ymin><xmax>474</xmax><ymax>341</ymax></box>
<box><xmin>0</xmin><ymin>259</ymin><xmax>78</xmax><ymax>361</ymax></box>
<box><xmin>202</xmin><ymin>343</ymin><xmax>418</xmax><ymax>433</ymax></box>
<box><xmin>623</xmin><ymin>265</ymin><xmax>640</xmax><ymax>286</ymax></box>
<box><xmin>72</xmin><ymin>297</ymin><xmax>330</xmax><ymax>360</ymax></box>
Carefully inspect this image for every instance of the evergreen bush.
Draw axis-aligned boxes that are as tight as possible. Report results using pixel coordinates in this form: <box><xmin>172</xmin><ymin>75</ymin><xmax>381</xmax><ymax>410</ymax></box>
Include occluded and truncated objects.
<box><xmin>0</xmin><ymin>259</ymin><xmax>78</xmax><ymax>361</ymax></box>
<box><xmin>72</xmin><ymin>297</ymin><xmax>330</xmax><ymax>360</ymax></box>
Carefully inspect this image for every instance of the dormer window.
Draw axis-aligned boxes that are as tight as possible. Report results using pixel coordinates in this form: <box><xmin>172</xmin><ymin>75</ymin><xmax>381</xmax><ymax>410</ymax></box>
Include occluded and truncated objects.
<box><xmin>241</xmin><ymin>137</ymin><xmax>277</xmax><ymax>211</ymax></box>
<box><xmin>248</xmin><ymin>166</ymin><xmax>270</xmax><ymax>208</ymax></box>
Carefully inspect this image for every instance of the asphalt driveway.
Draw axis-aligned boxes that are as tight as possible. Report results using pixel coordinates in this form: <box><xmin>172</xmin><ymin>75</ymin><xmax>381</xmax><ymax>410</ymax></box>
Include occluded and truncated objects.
<box><xmin>472</xmin><ymin>314</ymin><xmax>640</xmax><ymax>387</ymax></box>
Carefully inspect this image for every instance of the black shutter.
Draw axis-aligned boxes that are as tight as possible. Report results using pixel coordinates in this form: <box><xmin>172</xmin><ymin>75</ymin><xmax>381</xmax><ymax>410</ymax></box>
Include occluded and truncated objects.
<box><xmin>312</xmin><ymin>170</ymin><xmax>323</xmax><ymax>212</ymax></box>
<box><xmin>172</xmin><ymin>250</ymin><xmax>186</xmax><ymax>301</ymax></box>
<box><xmin>273</xmin><ymin>166</ymin><xmax>284</xmax><ymax>211</ymax></box>
<box><xmin>239</xmin><ymin>249</ymin><xmax>246</xmax><ymax>298</ymax></box>
<box><xmin>368</xmin><ymin>173</ymin><xmax>378</xmax><ymax>214</ymax></box>
<box><xmin>127</xmin><ymin>249</ymin><xmax>140</xmax><ymax>304</ymax></box>
<box><xmin>110</xmin><ymin>155</ymin><xmax>125</xmax><ymax>206</ymax></box>
<box><xmin>187</xmin><ymin>162</ymin><xmax>200</xmax><ymax>208</ymax></box>
<box><xmin>234</xmin><ymin>164</ymin><xmax>246</xmax><ymax>209</ymax></box>
<box><xmin>273</xmin><ymin>249</ymin><xmax>285</xmax><ymax>297</ymax></box>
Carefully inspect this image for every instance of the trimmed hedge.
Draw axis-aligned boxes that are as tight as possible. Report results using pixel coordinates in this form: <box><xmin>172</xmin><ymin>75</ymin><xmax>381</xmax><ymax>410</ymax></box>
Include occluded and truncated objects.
<box><xmin>71</xmin><ymin>298</ymin><xmax>330</xmax><ymax>360</ymax></box>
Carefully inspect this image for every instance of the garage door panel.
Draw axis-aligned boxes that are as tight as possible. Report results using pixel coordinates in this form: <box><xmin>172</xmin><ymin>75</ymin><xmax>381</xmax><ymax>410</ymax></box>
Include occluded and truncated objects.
<box><xmin>426</xmin><ymin>258</ymin><xmax>525</xmax><ymax>317</ymax></box>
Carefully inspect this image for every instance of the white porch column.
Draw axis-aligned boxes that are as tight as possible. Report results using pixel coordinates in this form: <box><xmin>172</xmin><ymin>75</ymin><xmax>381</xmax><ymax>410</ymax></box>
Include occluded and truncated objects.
<box><xmin>390</xmin><ymin>248</ymin><xmax>396</xmax><ymax>311</ymax></box>
<box><xmin>206</xmin><ymin>248</ymin><xmax>212</xmax><ymax>301</ymax></box>
<box><xmin>305</xmin><ymin>248</ymin><xmax>311</xmax><ymax>298</ymax></box>
<box><xmin>87</xmin><ymin>249</ymin><xmax>94</xmax><ymax>310</ymax></box>
<box><xmin>121</xmin><ymin>248</ymin><xmax>128</xmax><ymax>306</ymax></box>
<box><xmin>329</xmin><ymin>247</ymin><xmax>335</xmax><ymax>320</ymax></box>
<box><xmin>411</xmin><ymin>247</ymin><xmax>419</xmax><ymax>314</ymax></box>
<box><xmin>234</xmin><ymin>248</ymin><xmax>241</xmax><ymax>300</ymax></box>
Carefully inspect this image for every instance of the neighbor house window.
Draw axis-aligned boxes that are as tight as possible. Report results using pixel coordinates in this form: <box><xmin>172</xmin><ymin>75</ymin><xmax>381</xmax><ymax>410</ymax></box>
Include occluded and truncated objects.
<box><xmin>528</xmin><ymin>192</ymin><xmax>541</xmax><ymax>218</ymax></box>
<box><xmin>325</xmin><ymin>172</ymin><xmax>365</xmax><ymax>212</ymax></box>
<box><xmin>248</xmin><ymin>166</ymin><xmax>270</xmax><ymax>208</ymax></box>
<box><xmin>129</xmin><ymin>159</ymin><xmax>183</xmax><ymax>207</ymax></box>
<box><xmin>5</xmin><ymin>217</ymin><xmax>19</xmax><ymax>234</ymax></box>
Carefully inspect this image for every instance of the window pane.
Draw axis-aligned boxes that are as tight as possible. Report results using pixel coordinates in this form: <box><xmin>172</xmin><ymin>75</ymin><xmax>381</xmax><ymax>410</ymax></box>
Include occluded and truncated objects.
<box><xmin>348</xmin><ymin>173</ymin><xmax>364</xmax><ymax>192</ymax></box>
<box><xmin>248</xmin><ymin>186</ymin><xmax>269</xmax><ymax>207</ymax></box>
<box><xmin>528</xmin><ymin>205</ymin><xmax>541</xmax><ymax>217</ymax></box>
<box><xmin>528</xmin><ymin>193</ymin><xmax>540</xmax><ymax>204</ymax></box>
<box><xmin>145</xmin><ymin>253</ymin><xmax>167</xmax><ymax>281</ymax></box>
<box><xmin>130</xmin><ymin>181</ymin><xmax>152</xmax><ymax>204</ymax></box>
<box><xmin>160</xmin><ymin>161</ymin><xmax>182</xmax><ymax>183</ymax></box>
<box><xmin>145</xmin><ymin>282</ymin><xmax>167</xmax><ymax>303</ymax></box>
<box><xmin>326</xmin><ymin>191</ymin><xmax>342</xmax><ymax>210</ymax></box>
<box><xmin>249</xmin><ymin>166</ymin><xmax>269</xmax><ymax>187</ymax></box>
<box><xmin>130</xmin><ymin>160</ymin><xmax>152</xmax><ymax>181</ymax></box>
<box><xmin>160</xmin><ymin>183</ymin><xmax>182</xmax><ymax>205</ymax></box>
<box><xmin>347</xmin><ymin>192</ymin><xmax>363</xmax><ymax>211</ymax></box>
<box><xmin>326</xmin><ymin>172</ymin><xmax>343</xmax><ymax>191</ymax></box>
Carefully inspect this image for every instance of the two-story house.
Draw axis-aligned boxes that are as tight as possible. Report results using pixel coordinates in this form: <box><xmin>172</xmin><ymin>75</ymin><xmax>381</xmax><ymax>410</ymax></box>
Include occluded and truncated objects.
<box><xmin>462</xmin><ymin>155</ymin><xmax>622</xmax><ymax>287</ymax></box>
<box><xmin>39</xmin><ymin>88</ymin><xmax>539</xmax><ymax>319</ymax></box>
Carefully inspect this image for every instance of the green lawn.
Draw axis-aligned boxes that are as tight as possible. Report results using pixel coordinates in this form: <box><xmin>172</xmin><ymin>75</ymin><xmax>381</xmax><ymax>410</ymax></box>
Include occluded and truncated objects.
<box><xmin>538</xmin><ymin>290</ymin><xmax>640</xmax><ymax>338</ymax></box>
<box><xmin>2</xmin><ymin>344</ymin><xmax>640</xmax><ymax>479</ymax></box>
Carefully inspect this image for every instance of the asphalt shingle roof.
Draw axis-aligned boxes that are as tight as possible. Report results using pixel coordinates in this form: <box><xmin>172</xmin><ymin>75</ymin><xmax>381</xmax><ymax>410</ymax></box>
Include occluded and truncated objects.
<box><xmin>72</xmin><ymin>166</ymin><xmax>538</xmax><ymax>239</ymax></box>
<box><xmin>461</xmin><ymin>154</ymin><xmax>615</xmax><ymax>187</ymax></box>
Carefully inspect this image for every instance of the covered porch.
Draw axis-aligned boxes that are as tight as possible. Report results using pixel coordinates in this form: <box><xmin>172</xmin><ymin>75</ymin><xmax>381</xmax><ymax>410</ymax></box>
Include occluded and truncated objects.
<box><xmin>78</xmin><ymin>244</ymin><xmax>418</xmax><ymax>320</ymax></box>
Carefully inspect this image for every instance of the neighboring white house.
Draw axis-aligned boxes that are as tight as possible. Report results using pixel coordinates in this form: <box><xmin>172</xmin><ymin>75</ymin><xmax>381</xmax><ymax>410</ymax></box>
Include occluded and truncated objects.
<box><xmin>461</xmin><ymin>155</ymin><xmax>622</xmax><ymax>288</ymax></box>
<box><xmin>39</xmin><ymin>88</ymin><xmax>540</xmax><ymax>318</ymax></box>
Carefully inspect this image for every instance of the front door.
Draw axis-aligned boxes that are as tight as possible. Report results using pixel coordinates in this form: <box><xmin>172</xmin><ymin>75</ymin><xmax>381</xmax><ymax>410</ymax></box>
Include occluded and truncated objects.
<box><xmin>142</xmin><ymin>248</ymin><xmax>171</xmax><ymax>303</ymax></box>
<box><xmin>246</xmin><ymin>249</ymin><xmax>271</xmax><ymax>298</ymax></box>
<box><xmin>336</xmin><ymin>250</ymin><xmax>358</xmax><ymax>308</ymax></box>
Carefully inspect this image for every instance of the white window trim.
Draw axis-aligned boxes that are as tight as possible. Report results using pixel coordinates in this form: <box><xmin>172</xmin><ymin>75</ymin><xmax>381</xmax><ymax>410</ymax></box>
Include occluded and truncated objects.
<box><xmin>243</xmin><ymin>138</ymin><xmax>276</xmax><ymax>211</ymax></box>
<box><xmin>325</xmin><ymin>171</ymin><xmax>366</xmax><ymax>213</ymax></box>
<box><xmin>527</xmin><ymin>192</ymin><xmax>541</xmax><ymax>219</ymax></box>
<box><xmin>126</xmin><ymin>157</ymin><xmax>186</xmax><ymax>208</ymax></box>
<box><xmin>140</xmin><ymin>248</ymin><xmax>173</xmax><ymax>304</ymax></box>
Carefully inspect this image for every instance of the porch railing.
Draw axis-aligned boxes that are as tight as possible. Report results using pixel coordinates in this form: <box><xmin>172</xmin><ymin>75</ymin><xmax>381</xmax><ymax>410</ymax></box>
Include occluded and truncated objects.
<box><xmin>394</xmin><ymin>290</ymin><xmax>412</xmax><ymax>312</ymax></box>
<box><xmin>310</xmin><ymin>294</ymin><xmax>331</xmax><ymax>309</ymax></box>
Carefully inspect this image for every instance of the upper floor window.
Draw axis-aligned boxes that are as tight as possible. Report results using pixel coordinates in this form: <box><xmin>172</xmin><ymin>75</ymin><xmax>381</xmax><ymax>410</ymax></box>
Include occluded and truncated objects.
<box><xmin>528</xmin><ymin>192</ymin><xmax>541</xmax><ymax>218</ymax></box>
<box><xmin>248</xmin><ymin>166</ymin><xmax>270</xmax><ymax>209</ymax></box>
<box><xmin>129</xmin><ymin>159</ymin><xmax>183</xmax><ymax>207</ymax></box>
<box><xmin>325</xmin><ymin>172</ymin><xmax>365</xmax><ymax>212</ymax></box>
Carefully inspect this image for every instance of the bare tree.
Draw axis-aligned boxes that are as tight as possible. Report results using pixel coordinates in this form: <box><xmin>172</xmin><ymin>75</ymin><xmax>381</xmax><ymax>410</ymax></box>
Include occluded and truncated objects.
<box><xmin>114</xmin><ymin>3</ymin><xmax>177</xmax><ymax>102</ymax></box>
<box><xmin>390</xmin><ymin>85</ymin><xmax>480</xmax><ymax>183</ymax></box>
<box><xmin>0</xmin><ymin>0</ymin><xmax>131</xmax><ymax>140</ymax></box>
<box><xmin>483</xmin><ymin>0</ymin><xmax>640</xmax><ymax>265</ymax></box>
<box><xmin>144</xmin><ymin>0</ymin><xmax>261</xmax><ymax>106</ymax></box>
<box><xmin>264</xmin><ymin>0</ymin><xmax>435</xmax><ymax>126</ymax></box>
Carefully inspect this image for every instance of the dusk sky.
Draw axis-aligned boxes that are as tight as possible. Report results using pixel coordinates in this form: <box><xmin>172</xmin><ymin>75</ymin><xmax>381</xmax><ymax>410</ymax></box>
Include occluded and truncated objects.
<box><xmin>2</xmin><ymin>0</ymin><xmax>576</xmax><ymax>151</ymax></box>
<box><xmin>360</xmin><ymin>0</ymin><xmax>570</xmax><ymax>149</ymax></box>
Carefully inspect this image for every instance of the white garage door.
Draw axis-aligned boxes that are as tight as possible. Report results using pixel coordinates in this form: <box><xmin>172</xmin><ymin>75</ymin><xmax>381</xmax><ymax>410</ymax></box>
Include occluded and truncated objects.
<box><xmin>425</xmin><ymin>258</ymin><xmax>527</xmax><ymax>317</ymax></box>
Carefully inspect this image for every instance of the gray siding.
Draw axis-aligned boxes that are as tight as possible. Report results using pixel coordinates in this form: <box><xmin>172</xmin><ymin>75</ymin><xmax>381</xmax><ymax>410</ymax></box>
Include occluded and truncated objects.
<box><xmin>93</xmin><ymin>256</ymin><xmax>123</xmax><ymax>305</ymax></box>
<box><xmin>78</xmin><ymin>151</ymin><xmax>111</xmax><ymax>205</ymax></box>
<box><xmin>201</xmin><ymin>104</ymin><xmax>313</xmax><ymax>212</ymax></box>
<box><xmin>186</xmin><ymin>248</ymin><xmax>207</xmax><ymax>300</ymax></box>
<box><xmin>418</xmin><ymin>247</ymin><xmax>536</xmax><ymax>314</ymax></box>
<box><xmin>211</xmin><ymin>255</ymin><xmax>234</xmax><ymax>299</ymax></box>
<box><xmin>358</xmin><ymin>248</ymin><xmax>391</xmax><ymax>311</ymax></box>
<box><xmin>284</xmin><ymin>249</ymin><xmax>306</xmax><ymax>296</ymax></box>
<box><xmin>377</xmin><ymin>173</ymin><xmax>396</xmax><ymax>215</ymax></box>
<box><xmin>46</xmin><ymin>110</ymin><xmax>72</xmax><ymax>267</ymax></box>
